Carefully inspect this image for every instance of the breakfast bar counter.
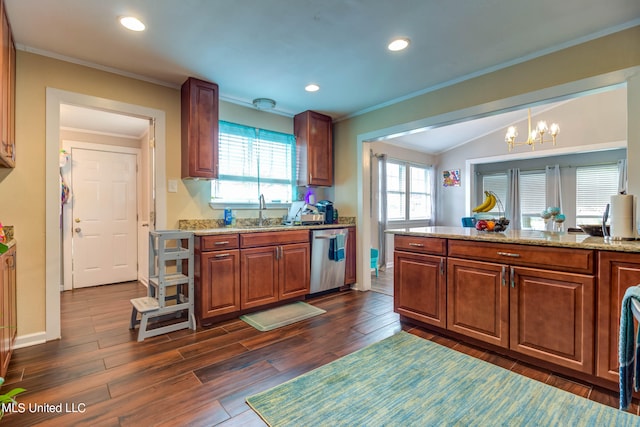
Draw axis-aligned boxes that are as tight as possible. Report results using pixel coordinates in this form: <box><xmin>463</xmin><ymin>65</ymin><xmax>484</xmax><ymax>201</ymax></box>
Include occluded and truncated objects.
<box><xmin>385</xmin><ymin>226</ymin><xmax>640</xmax><ymax>253</ymax></box>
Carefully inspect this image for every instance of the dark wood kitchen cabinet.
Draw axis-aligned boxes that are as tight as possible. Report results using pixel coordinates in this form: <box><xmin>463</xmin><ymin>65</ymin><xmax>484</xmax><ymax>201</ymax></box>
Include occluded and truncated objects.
<box><xmin>0</xmin><ymin>0</ymin><xmax>15</xmax><ymax>169</ymax></box>
<box><xmin>447</xmin><ymin>257</ymin><xmax>508</xmax><ymax>347</ymax></box>
<box><xmin>509</xmin><ymin>266</ymin><xmax>594</xmax><ymax>373</ymax></box>
<box><xmin>240</xmin><ymin>230</ymin><xmax>310</xmax><ymax>309</ymax></box>
<box><xmin>181</xmin><ymin>77</ymin><xmax>219</xmax><ymax>179</ymax></box>
<box><xmin>596</xmin><ymin>251</ymin><xmax>640</xmax><ymax>383</ymax></box>
<box><xmin>294</xmin><ymin>110</ymin><xmax>333</xmax><ymax>186</ymax></box>
<box><xmin>195</xmin><ymin>235</ymin><xmax>240</xmax><ymax>324</ymax></box>
<box><xmin>344</xmin><ymin>226</ymin><xmax>356</xmax><ymax>285</ymax></box>
<box><xmin>0</xmin><ymin>244</ymin><xmax>16</xmax><ymax>378</ymax></box>
<box><xmin>394</xmin><ymin>235</ymin><xmax>447</xmax><ymax>329</ymax></box>
<box><xmin>446</xmin><ymin>240</ymin><xmax>595</xmax><ymax>374</ymax></box>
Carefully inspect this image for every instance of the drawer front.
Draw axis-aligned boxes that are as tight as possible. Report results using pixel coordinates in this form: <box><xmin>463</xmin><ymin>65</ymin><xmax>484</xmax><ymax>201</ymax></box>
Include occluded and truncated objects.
<box><xmin>200</xmin><ymin>234</ymin><xmax>239</xmax><ymax>251</ymax></box>
<box><xmin>448</xmin><ymin>240</ymin><xmax>594</xmax><ymax>274</ymax></box>
<box><xmin>394</xmin><ymin>235</ymin><xmax>446</xmax><ymax>256</ymax></box>
<box><xmin>240</xmin><ymin>230</ymin><xmax>310</xmax><ymax>248</ymax></box>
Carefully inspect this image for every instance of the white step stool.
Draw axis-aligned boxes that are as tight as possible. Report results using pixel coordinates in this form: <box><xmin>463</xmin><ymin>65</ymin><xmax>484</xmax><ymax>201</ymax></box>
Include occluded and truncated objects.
<box><xmin>130</xmin><ymin>230</ymin><xmax>196</xmax><ymax>341</ymax></box>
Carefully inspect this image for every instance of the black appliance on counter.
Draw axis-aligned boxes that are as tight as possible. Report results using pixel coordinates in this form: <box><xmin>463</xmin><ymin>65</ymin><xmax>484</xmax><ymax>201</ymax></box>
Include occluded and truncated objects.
<box><xmin>316</xmin><ymin>200</ymin><xmax>335</xmax><ymax>224</ymax></box>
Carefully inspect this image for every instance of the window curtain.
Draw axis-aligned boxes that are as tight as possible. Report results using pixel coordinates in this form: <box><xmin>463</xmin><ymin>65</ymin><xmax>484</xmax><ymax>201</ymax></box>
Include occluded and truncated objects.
<box><xmin>429</xmin><ymin>166</ymin><xmax>436</xmax><ymax>225</ymax></box>
<box><xmin>507</xmin><ymin>168</ymin><xmax>521</xmax><ymax>230</ymax></box>
<box><xmin>545</xmin><ymin>165</ymin><xmax>563</xmax><ymax>231</ymax></box>
<box><xmin>377</xmin><ymin>154</ymin><xmax>388</xmax><ymax>271</ymax></box>
<box><xmin>618</xmin><ymin>158</ymin><xmax>628</xmax><ymax>194</ymax></box>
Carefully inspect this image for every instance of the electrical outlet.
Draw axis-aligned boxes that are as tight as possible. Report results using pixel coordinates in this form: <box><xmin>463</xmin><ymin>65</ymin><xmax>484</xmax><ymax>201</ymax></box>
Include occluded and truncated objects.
<box><xmin>168</xmin><ymin>179</ymin><xmax>178</xmax><ymax>193</ymax></box>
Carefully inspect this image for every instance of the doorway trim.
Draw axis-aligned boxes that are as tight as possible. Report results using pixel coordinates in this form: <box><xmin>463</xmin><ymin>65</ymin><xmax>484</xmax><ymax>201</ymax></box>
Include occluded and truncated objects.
<box><xmin>44</xmin><ymin>88</ymin><xmax>167</xmax><ymax>342</ymax></box>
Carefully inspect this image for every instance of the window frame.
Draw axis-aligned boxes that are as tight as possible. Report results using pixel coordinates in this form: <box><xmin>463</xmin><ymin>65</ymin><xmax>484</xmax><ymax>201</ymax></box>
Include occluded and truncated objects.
<box><xmin>385</xmin><ymin>159</ymin><xmax>432</xmax><ymax>225</ymax></box>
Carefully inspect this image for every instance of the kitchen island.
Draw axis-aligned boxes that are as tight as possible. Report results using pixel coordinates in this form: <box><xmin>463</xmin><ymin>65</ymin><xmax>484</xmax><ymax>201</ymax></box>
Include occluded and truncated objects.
<box><xmin>386</xmin><ymin>226</ymin><xmax>640</xmax><ymax>393</ymax></box>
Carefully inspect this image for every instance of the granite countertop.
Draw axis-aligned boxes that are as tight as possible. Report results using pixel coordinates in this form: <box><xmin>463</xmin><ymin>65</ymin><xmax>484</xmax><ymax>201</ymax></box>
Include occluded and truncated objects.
<box><xmin>186</xmin><ymin>223</ymin><xmax>355</xmax><ymax>236</ymax></box>
<box><xmin>385</xmin><ymin>226</ymin><xmax>640</xmax><ymax>253</ymax></box>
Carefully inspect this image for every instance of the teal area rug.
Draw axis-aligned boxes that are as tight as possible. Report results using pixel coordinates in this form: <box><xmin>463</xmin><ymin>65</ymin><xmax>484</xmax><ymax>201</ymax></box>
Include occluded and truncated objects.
<box><xmin>247</xmin><ymin>332</ymin><xmax>639</xmax><ymax>426</ymax></box>
<box><xmin>240</xmin><ymin>301</ymin><xmax>326</xmax><ymax>332</ymax></box>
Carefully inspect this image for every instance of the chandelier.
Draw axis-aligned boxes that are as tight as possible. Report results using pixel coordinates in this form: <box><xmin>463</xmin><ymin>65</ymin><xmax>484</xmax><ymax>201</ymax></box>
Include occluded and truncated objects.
<box><xmin>505</xmin><ymin>108</ymin><xmax>559</xmax><ymax>151</ymax></box>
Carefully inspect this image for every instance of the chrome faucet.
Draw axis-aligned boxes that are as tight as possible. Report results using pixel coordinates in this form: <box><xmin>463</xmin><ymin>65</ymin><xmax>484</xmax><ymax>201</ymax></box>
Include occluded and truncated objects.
<box><xmin>258</xmin><ymin>194</ymin><xmax>267</xmax><ymax>226</ymax></box>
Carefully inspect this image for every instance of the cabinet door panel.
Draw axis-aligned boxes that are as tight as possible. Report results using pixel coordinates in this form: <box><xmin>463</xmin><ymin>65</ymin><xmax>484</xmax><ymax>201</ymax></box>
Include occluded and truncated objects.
<box><xmin>344</xmin><ymin>227</ymin><xmax>356</xmax><ymax>285</ymax></box>
<box><xmin>294</xmin><ymin>110</ymin><xmax>332</xmax><ymax>186</ymax></box>
<box><xmin>447</xmin><ymin>258</ymin><xmax>509</xmax><ymax>347</ymax></box>
<box><xmin>279</xmin><ymin>243</ymin><xmax>310</xmax><ymax>300</ymax></box>
<box><xmin>511</xmin><ymin>267</ymin><xmax>594</xmax><ymax>373</ymax></box>
<box><xmin>597</xmin><ymin>251</ymin><xmax>640</xmax><ymax>382</ymax></box>
<box><xmin>394</xmin><ymin>251</ymin><xmax>446</xmax><ymax>328</ymax></box>
<box><xmin>199</xmin><ymin>250</ymin><xmax>240</xmax><ymax>319</ymax></box>
<box><xmin>241</xmin><ymin>247</ymin><xmax>278</xmax><ymax>309</ymax></box>
<box><xmin>181</xmin><ymin>77</ymin><xmax>219</xmax><ymax>179</ymax></box>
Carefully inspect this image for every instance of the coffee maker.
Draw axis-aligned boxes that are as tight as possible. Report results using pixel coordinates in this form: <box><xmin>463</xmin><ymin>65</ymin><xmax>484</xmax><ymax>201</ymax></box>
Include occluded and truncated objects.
<box><xmin>316</xmin><ymin>200</ymin><xmax>335</xmax><ymax>224</ymax></box>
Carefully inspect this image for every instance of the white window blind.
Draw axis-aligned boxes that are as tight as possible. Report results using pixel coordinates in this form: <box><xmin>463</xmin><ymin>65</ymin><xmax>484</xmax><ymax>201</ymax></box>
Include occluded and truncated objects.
<box><xmin>576</xmin><ymin>163</ymin><xmax>619</xmax><ymax>222</ymax></box>
<box><xmin>520</xmin><ymin>172</ymin><xmax>546</xmax><ymax>215</ymax></box>
<box><xmin>212</xmin><ymin>121</ymin><xmax>295</xmax><ymax>204</ymax></box>
<box><xmin>482</xmin><ymin>173</ymin><xmax>507</xmax><ymax>214</ymax></box>
<box><xmin>519</xmin><ymin>171</ymin><xmax>546</xmax><ymax>230</ymax></box>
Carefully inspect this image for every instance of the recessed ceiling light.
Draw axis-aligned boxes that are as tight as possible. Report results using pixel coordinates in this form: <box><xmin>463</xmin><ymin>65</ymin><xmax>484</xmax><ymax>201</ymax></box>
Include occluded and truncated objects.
<box><xmin>119</xmin><ymin>16</ymin><xmax>146</xmax><ymax>32</ymax></box>
<box><xmin>388</xmin><ymin>38</ymin><xmax>410</xmax><ymax>52</ymax></box>
<box><xmin>305</xmin><ymin>84</ymin><xmax>320</xmax><ymax>92</ymax></box>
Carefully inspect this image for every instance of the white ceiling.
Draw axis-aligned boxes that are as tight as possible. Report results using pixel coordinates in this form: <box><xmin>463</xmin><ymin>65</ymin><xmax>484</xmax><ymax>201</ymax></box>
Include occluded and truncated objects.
<box><xmin>7</xmin><ymin>0</ymin><xmax>639</xmax><ymax>148</ymax></box>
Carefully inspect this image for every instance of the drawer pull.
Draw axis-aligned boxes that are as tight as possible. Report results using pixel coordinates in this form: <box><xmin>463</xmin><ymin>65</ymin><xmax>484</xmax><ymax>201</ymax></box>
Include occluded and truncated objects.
<box><xmin>214</xmin><ymin>253</ymin><xmax>231</xmax><ymax>258</ymax></box>
<box><xmin>408</xmin><ymin>243</ymin><xmax>425</xmax><ymax>247</ymax></box>
<box><xmin>214</xmin><ymin>241</ymin><xmax>230</xmax><ymax>245</ymax></box>
<box><xmin>497</xmin><ymin>251</ymin><xmax>520</xmax><ymax>258</ymax></box>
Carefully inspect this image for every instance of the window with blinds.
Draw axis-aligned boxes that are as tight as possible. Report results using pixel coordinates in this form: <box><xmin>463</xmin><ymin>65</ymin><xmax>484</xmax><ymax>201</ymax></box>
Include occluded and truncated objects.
<box><xmin>576</xmin><ymin>163</ymin><xmax>619</xmax><ymax>224</ymax></box>
<box><xmin>211</xmin><ymin>121</ymin><xmax>295</xmax><ymax>204</ymax></box>
<box><xmin>482</xmin><ymin>173</ymin><xmax>507</xmax><ymax>215</ymax></box>
<box><xmin>385</xmin><ymin>160</ymin><xmax>432</xmax><ymax>222</ymax></box>
<box><xmin>520</xmin><ymin>171</ymin><xmax>546</xmax><ymax>230</ymax></box>
<box><xmin>386</xmin><ymin>162</ymin><xmax>406</xmax><ymax>221</ymax></box>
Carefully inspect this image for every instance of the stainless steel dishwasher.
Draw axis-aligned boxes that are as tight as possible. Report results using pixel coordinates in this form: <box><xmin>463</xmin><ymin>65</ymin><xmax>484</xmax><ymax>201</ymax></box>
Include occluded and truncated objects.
<box><xmin>310</xmin><ymin>228</ymin><xmax>349</xmax><ymax>294</ymax></box>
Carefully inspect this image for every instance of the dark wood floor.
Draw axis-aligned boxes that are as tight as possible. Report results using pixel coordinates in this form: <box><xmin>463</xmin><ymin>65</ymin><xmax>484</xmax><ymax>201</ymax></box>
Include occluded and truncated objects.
<box><xmin>371</xmin><ymin>266</ymin><xmax>393</xmax><ymax>296</ymax></box>
<box><xmin>2</xmin><ymin>281</ymin><xmax>637</xmax><ymax>426</ymax></box>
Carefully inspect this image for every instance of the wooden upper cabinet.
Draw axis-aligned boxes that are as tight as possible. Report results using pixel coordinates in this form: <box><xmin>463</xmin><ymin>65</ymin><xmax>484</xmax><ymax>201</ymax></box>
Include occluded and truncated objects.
<box><xmin>0</xmin><ymin>0</ymin><xmax>15</xmax><ymax>169</ymax></box>
<box><xmin>294</xmin><ymin>110</ymin><xmax>333</xmax><ymax>187</ymax></box>
<box><xmin>181</xmin><ymin>77</ymin><xmax>219</xmax><ymax>179</ymax></box>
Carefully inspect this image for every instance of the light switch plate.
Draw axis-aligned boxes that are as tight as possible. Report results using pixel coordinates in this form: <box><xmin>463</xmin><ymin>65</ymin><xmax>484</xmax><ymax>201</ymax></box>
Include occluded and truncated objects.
<box><xmin>168</xmin><ymin>179</ymin><xmax>178</xmax><ymax>193</ymax></box>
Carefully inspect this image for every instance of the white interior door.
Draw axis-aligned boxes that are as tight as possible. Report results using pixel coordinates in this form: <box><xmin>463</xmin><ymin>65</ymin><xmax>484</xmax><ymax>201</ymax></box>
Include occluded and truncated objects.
<box><xmin>71</xmin><ymin>148</ymin><xmax>138</xmax><ymax>288</ymax></box>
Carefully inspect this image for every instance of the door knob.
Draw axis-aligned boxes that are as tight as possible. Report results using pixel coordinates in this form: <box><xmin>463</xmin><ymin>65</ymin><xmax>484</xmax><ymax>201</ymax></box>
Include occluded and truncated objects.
<box><xmin>75</xmin><ymin>218</ymin><xmax>81</xmax><ymax>223</ymax></box>
<box><xmin>75</xmin><ymin>228</ymin><xmax>81</xmax><ymax>233</ymax></box>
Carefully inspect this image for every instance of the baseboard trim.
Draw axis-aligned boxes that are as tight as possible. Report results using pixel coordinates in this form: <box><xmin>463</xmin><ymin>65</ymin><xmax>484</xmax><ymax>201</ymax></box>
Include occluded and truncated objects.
<box><xmin>14</xmin><ymin>332</ymin><xmax>48</xmax><ymax>349</ymax></box>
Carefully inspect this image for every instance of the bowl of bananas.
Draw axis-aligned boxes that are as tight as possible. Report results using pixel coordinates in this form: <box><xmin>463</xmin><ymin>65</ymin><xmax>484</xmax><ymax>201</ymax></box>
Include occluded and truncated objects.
<box><xmin>471</xmin><ymin>191</ymin><xmax>510</xmax><ymax>232</ymax></box>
